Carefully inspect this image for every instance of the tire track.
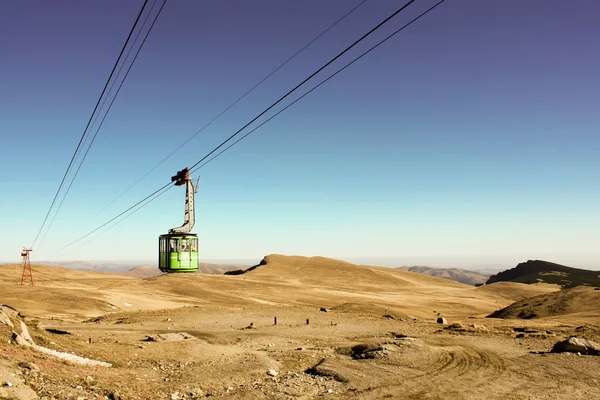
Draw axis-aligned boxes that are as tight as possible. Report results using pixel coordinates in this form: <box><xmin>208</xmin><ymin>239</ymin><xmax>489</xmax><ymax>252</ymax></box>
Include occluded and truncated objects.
<box><xmin>424</xmin><ymin>341</ymin><xmax>507</xmax><ymax>381</ymax></box>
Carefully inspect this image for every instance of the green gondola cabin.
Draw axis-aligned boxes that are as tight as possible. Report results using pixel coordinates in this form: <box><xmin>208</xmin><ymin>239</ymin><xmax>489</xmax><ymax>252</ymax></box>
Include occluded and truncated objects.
<box><xmin>158</xmin><ymin>234</ymin><xmax>198</xmax><ymax>273</ymax></box>
<box><xmin>158</xmin><ymin>168</ymin><xmax>199</xmax><ymax>273</ymax></box>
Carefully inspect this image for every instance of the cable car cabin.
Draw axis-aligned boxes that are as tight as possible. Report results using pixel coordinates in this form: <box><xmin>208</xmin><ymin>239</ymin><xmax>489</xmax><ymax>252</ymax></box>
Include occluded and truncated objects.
<box><xmin>158</xmin><ymin>234</ymin><xmax>199</xmax><ymax>273</ymax></box>
<box><xmin>159</xmin><ymin>167</ymin><xmax>199</xmax><ymax>273</ymax></box>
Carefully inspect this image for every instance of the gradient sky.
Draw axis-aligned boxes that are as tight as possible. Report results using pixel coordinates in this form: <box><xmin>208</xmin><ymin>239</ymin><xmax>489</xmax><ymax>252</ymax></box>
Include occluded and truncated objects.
<box><xmin>1</xmin><ymin>0</ymin><xmax>599</xmax><ymax>269</ymax></box>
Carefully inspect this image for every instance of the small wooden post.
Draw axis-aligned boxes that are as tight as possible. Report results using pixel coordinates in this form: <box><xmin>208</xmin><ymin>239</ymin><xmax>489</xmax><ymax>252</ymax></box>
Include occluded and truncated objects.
<box><xmin>274</xmin><ymin>317</ymin><xmax>277</xmax><ymax>325</ymax></box>
<box><xmin>306</xmin><ymin>319</ymin><xmax>309</xmax><ymax>325</ymax></box>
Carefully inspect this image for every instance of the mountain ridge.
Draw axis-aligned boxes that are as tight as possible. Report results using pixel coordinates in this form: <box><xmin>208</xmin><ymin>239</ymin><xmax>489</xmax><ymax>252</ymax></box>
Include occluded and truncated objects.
<box><xmin>485</xmin><ymin>260</ymin><xmax>600</xmax><ymax>289</ymax></box>
<box><xmin>396</xmin><ymin>266</ymin><xmax>490</xmax><ymax>286</ymax></box>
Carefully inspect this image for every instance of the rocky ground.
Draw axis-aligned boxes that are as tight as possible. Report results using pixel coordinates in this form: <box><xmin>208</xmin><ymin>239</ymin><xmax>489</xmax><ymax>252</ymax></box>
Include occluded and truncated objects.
<box><xmin>0</xmin><ymin>256</ymin><xmax>599</xmax><ymax>399</ymax></box>
<box><xmin>1</xmin><ymin>304</ymin><xmax>600</xmax><ymax>400</ymax></box>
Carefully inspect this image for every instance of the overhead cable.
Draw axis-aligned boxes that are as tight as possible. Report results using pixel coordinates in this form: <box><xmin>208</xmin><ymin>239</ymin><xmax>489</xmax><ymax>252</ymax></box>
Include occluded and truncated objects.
<box><xmin>91</xmin><ymin>0</ymin><xmax>369</xmax><ymax>219</ymax></box>
<box><xmin>53</xmin><ymin>0</ymin><xmax>448</xmax><ymax>253</ymax></box>
<box><xmin>187</xmin><ymin>0</ymin><xmax>418</xmax><ymax>172</ymax></box>
<box><xmin>30</xmin><ymin>0</ymin><xmax>151</xmax><ymax>249</ymax></box>
<box><xmin>37</xmin><ymin>0</ymin><xmax>168</xmax><ymax>249</ymax></box>
<box><xmin>194</xmin><ymin>0</ymin><xmax>447</xmax><ymax>172</ymax></box>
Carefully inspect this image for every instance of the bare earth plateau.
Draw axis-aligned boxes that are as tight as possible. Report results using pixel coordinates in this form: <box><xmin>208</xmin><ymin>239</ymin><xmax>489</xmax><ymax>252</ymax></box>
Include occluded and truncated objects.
<box><xmin>1</xmin><ymin>255</ymin><xmax>599</xmax><ymax>400</ymax></box>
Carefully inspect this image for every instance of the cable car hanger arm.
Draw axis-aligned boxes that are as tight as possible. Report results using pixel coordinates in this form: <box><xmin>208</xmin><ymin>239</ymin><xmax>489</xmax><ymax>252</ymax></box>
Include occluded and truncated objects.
<box><xmin>169</xmin><ymin>168</ymin><xmax>195</xmax><ymax>234</ymax></box>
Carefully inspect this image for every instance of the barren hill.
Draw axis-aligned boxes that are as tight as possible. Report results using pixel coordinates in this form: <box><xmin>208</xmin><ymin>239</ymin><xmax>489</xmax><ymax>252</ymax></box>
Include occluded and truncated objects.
<box><xmin>486</xmin><ymin>260</ymin><xmax>600</xmax><ymax>288</ymax></box>
<box><xmin>2</xmin><ymin>255</ymin><xmax>597</xmax><ymax>400</ymax></box>
<box><xmin>475</xmin><ymin>281</ymin><xmax>561</xmax><ymax>301</ymax></box>
<box><xmin>487</xmin><ymin>286</ymin><xmax>600</xmax><ymax>319</ymax></box>
<box><xmin>0</xmin><ymin>255</ymin><xmax>559</xmax><ymax>320</ymax></box>
<box><xmin>398</xmin><ymin>266</ymin><xmax>489</xmax><ymax>286</ymax></box>
<box><xmin>116</xmin><ymin>263</ymin><xmax>244</xmax><ymax>279</ymax></box>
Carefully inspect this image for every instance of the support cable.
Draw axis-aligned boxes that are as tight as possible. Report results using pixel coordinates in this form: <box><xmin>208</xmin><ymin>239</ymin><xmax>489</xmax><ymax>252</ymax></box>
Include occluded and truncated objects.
<box><xmin>54</xmin><ymin>182</ymin><xmax>173</xmax><ymax>253</ymax></box>
<box><xmin>91</xmin><ymin>0</ymin><xmax>369</xmax><ymax>219</ymax></box>
<box><xmin>31</xmin><ymin>0</ymin><xmax>151</xmax><ymax>248</ymax></box>
<box><xmin>193</xmin><ymin>0</ymin><xmax>447</xmax><ymax>172</ymax></box>
<box><xmin>37</xmin><ymin>0</ymin><xmax>168</xmax><ymax>249</ymax></box>
<box><xmin>53</xmin><ymin>0</ymin><xmax>448</xmax><ymax>254</ymax></box>
<box><xmin>188</xmin><ymin>0</ymin><xmax>418</xmax><ymax>172</ymax></box>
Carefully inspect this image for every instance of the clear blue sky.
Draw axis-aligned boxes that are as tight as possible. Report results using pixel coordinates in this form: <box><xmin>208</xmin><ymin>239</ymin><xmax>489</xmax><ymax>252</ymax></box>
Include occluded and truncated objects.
<box><xmin>1</xmin><ymin>0</ymin><xmax>598</xmax><ymax>269</ymax></box>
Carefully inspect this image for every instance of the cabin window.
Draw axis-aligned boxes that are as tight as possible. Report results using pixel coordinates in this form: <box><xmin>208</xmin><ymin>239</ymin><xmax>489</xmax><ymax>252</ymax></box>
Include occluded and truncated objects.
<box><xmin>169</xmin><ymin>239</ymin><xmax>178</xmax><ymax>252</ymax></box>
<box><xmin>190</xmin><ymin>238</ymin><xmax>198</xmax><ymax>251</ymax></box>
<box><xmin>181</xmin><ymin>239</ymin><xmax>189</xmax><ymax>252</ymax></box>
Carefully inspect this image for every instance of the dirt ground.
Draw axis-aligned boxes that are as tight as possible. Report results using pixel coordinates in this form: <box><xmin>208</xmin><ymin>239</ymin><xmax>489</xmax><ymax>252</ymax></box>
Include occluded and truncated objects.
<box><xmin>1</xmin><ymin>256</ymin><xmax>599</xmax><ymax>399</ymax></box>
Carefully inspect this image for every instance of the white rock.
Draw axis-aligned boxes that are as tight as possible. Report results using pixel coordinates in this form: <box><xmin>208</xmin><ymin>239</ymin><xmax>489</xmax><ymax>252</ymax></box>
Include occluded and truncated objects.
<box><xmin>267</xmin><ymin>369</ymin><xmax>278</xmax><ymax>377</ymax></box>
<box><xmin>551</xmin><ymin>336</ymin><xmax>600</xmax><ymax>355</ymax></box>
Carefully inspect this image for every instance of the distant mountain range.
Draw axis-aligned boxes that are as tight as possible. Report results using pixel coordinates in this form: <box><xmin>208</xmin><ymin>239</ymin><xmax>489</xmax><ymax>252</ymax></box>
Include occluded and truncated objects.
<box><xmin>396</xmin><ymin>266</ymin><xmax>491</xmax><ymax>286</ymax></box>
<box><xmin>28</xmin><ymin>260</ymin><xmax>248</xmax><ymax>275</ymax></box>
<box><xmin>485</xmin><ymin>260</ymin><xmax>600</xmax><ymax>289</ymax></box>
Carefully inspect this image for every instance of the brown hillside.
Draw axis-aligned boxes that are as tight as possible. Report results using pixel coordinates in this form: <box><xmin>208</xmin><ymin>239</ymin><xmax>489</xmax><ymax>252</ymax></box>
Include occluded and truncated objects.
<box><xmin>399</xmin><ymin>266</ymin><xmax>489</xmax><ymax>286</ymax></box>
<box><xmin>475</xmin><ymin>281</ymin><xmax>560</xmax><ymax>302</ymax></box>
<box><xmin>2</xmin><ymin>256</ymin><xmax>600</xmax><ymax>400</ymax></box>
<box><xmin>0</xmin><ymin>255</ymin><xmax>561</xmax><ymax>320</ymax></box>
<box><xmin>487</xmin><ymin>286</ymin><xmax>600</xmax><ymax>319</ymax></box>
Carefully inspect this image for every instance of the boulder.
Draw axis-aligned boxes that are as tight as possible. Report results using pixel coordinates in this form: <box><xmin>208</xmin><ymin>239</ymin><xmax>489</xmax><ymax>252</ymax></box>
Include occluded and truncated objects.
<box><xmin>0</xmin><ymin>311</ymin><xmax>14</xmax><ymax>328</ymax></box>
<box><xmin>17</xmin><ymin>362</ymin><xmax>40</xmax><ymax>373</ymax></box>
<box><xmin>551</xmin><ymin>336</ymin><xmax>600</xmax><ymax>355</ymax></box>
<box><xmin>437</xmin><ymin>317</ymin><xmax>448</xmax><ymax>325</ymax></box>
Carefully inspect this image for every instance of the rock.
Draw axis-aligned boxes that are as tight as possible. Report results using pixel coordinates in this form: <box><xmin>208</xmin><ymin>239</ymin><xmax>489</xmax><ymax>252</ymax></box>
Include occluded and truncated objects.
<box><xmin>0</xmin><ymin>305</ymin><xmax>19</xmax><ymax>317</ymax></box>
<box><xmin>17</xmin><ymin>361</ymin><xmax>40</xmax><ymax>373</ymax></box>
<box><xmin>108</xmin><ymin>391</ymin><xmax>122</xmax><ymax>400</ymax></box>
<box><xmin>267</xmin><ymin>369</ymin><xmax>278</xmax><ymax>377</ymax></box>
<box><xmin>514</xmin><ymin>327</ymin><xmax>538</xmax><ymax>333</ymax></box>
<box><xmin>306</xmin><ymin>359</ymin><xmax>349</xmax><ymax>383</ymax></box>
<box><xmin>0</xmin><ymin>311</ymin><xmax>14</xmax><ymax>328</ymax></box>
<box><xmin>351</xmin><ymin>343</ymin><xmax>385</xmax><ymax>359</ymax></box>
<box><xmin>320</xmin><ymin>307</ymin><xmax>328</xmax><ymax>312</ymax></box>
<box><xmin>3</xmin><ymin>382</ymin><xmax>13</xmax><ymax>387</ymax></box>
<box><xmin>19</xmin><ymin>321</ymin><xmax>35</xmax><ymax>344</ymax></box>
<box><xmin>12</xmin><ymin>332</ymin><xmax>33</xmax><ymax>347</ymax></box>
<box><xmin>551</xmin><ymin>336</ymin><xmax>600</xmax><ymax>355</ymax></box>
<box><xmin>170</xmin><ymin>392</ymin><xmax>180</xmax><ymax>400</ymax></box>
<box><xmin>470</xmin><ymin>324</ymin><xmax>487</xmax><ymax>331</ymax></box>
<box><xmin>436</xmin><ymin>317</ymin><xmax>448</xmax><ymax>325</ymax></box>
<box><xmin>447</xmin><ymin>322</ymin><xmax>465</xmax><ymax>331</ymax></box>
<box><xmin>45</xmin><ymin>328</ymin><xmax>71</xmax><ymax>335</ymax></box>
<box><xmin>143</xmin><ymin>332</ymin><xmax>195</xmax><ymax>342</ymax></box>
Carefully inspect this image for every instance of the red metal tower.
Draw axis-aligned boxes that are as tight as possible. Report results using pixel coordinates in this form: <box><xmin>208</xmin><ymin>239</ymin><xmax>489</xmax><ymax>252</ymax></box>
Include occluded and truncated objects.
<box><xmin>20</xmin><ymin>248</ymin><xmax>33</xmax><ymax>286</ymax></box>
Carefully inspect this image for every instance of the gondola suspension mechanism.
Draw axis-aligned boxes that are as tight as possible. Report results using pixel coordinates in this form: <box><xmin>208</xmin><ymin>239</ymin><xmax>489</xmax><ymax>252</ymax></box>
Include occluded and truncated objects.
<box><xmin>158</xmin><ymin>168</ymin><xmax>199</xmax><ymax>273</ymax></box>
